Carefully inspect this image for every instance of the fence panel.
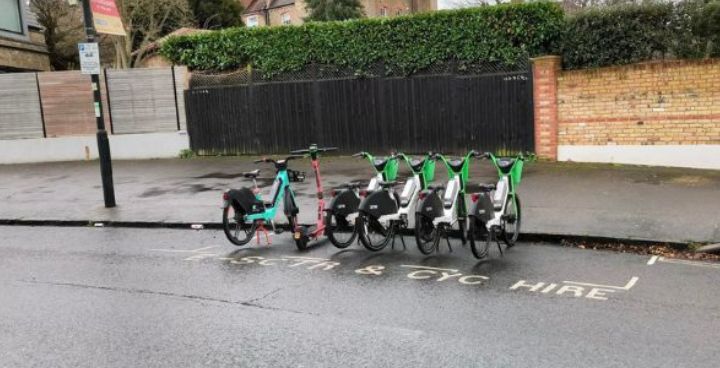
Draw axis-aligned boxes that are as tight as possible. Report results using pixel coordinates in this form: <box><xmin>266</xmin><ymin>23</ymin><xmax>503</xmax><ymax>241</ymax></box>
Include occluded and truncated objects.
<box><xmin>37</xmin><ymin>70</ymin><xmax>111</xmax><ymax>137</ymax></box>
<box><xmin>0</xmin><ymin>73</ymin><xmax>43</xmax><ymax>140</ymax></box>
<box><xmin>106</xmin><ymin>68</ymin><xmax>178</xmax><ymax>134</ymax></box>
<box><xmin>185</xmin><ymin>70</ymin><xmax>534</xmax><ymax>155</ymax></box>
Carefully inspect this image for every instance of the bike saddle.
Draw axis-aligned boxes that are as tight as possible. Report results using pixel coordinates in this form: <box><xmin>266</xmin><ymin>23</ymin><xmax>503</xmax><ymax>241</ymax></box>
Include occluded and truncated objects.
<box><xmin>243</xmin><ymin>169</ymin><xmax>261</xmax><ymax>178</ymax></box>
<box><xmin>448</xmin><ymin>158</ymin><xmax>465</xmax><ymax>172</ymax></box>
<box><xmin>373</xmin><ymin>158</ymin><xmax>390</xmax><ymax>172</ymax></box>
<box><xmin>477</xmin><ymin>183</ymin><xmax>496</xmax><ymax>192</ymax></box>
<box><xmin>496</xmin><ymin>158</ymin><xmax>516</xmax><ymax>173</ymax></box>
<box><xmin>428</xmin><ymin>185</ymin><xmax>445</xmax><ymax>191</ymax></box>
<box><xmin>410</xmin><ymin>158</ymin><xmax>426</xmax><ymax>172</ymax></box>
<box><xmin>337</xmin><ymin>182</ymin><xmax>364</xmax><ymax>190</ymax></box>
<box><xmin>379</xmin><ymin>180</ymin><xmax>401</xmax><ymax>188</ymax></box>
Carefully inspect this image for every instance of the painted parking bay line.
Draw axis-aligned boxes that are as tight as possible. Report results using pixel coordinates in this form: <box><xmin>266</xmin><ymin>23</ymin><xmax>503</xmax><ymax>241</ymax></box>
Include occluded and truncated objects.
<box><xmin>656</xmin><ymin>257</ymin><xmax>720</xmax><ymax>270</ymax></box>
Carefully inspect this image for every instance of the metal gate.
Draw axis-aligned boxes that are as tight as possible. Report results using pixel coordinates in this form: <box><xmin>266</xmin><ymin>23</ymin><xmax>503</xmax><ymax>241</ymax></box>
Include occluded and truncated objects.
<box><xmin>184</xmin><ymin>67</ymin><xmax>534</xmax><ymax>155</ymax></box>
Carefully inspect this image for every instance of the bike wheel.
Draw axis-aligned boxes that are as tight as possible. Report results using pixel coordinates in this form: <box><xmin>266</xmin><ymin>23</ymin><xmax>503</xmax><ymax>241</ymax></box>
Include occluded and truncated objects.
<box><xmin>357</xmin><ymin>214</ymin><xmax>393</xmax><ymax>251</ymax></box>
<box><xmin>288</xmin><ymin>215</ymin><xmax>309</xmax><ymax>251</ymax></box>
<box><xmin>502</xmin><ymin>194</ymin><xmax>521</xmax><ymax>247</ymax></box>
<box><xmin>415</xmin><ymin>213</ymin><xmax>438</xmax><ymax>255</ymax></box>
<box><xmin>325</xmin><ymin>211</ymin><xmax>357</xmax><ymax>249</ymax></box>
<box><xmin>222</xmin><ymin>205</ymin><xmax>256</xmax><ymax>246</ymax></box>
<box><xmin>468</xmin><ymin>217</ymin><xmax>489</xmax><ymax>259</ymax></box>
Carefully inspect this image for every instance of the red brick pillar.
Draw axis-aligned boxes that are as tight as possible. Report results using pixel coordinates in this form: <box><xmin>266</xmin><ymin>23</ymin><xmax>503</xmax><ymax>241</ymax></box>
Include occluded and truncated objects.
<box><xmin>531</xmin><ymin>56</ymin><xmax>561</xmax><ymax>160</ymax></box>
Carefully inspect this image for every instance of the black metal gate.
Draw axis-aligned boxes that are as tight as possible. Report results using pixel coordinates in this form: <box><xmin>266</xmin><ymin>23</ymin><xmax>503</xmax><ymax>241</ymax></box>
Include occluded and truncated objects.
<box><xmin>184</xmin><ymin>68</ymin><xmax>534</xmax><ymax>155</ymax></box>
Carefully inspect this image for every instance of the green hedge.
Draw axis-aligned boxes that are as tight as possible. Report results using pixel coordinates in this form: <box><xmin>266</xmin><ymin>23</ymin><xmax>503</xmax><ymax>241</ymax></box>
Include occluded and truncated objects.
<box><xmin>162</xmin><ymin>1</ymin><xmax>720</xmax><ymax>74</ymax></box>
<box><xmin>563</xmin><ymin>0</ymin><xmax>720</xmax><ymax>69</ymax></box>
<box><xmin>160</xmin><ymin>2</ymin><xmax>565</xmax><ymax>76</ymax></box>
<box><xmin>562</xmin><ymin>3</ymin><xmax>674</xmax><ymax>69</ymax></box>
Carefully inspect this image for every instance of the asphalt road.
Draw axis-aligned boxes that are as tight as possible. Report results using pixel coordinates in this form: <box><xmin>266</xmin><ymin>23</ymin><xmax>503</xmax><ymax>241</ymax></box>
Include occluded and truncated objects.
<box><xmin>1</xmin><ymin>226</ymin><xmax>718</xmax><ymax>368</ymax></box>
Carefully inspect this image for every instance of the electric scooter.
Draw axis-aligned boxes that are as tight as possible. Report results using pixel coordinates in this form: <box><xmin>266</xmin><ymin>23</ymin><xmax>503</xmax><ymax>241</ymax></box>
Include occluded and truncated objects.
<box><xmin>289</xmin><ymin>144</ymin><xmax>338</xmax><ymax>250</ymax></box>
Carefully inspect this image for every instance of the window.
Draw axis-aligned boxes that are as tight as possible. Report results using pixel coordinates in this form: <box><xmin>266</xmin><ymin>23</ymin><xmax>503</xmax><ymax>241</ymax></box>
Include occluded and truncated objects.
<box><xmin>0</xmin><ymin>0</ymin><xmax>23</xmax><ymax>33</ymax></box>
<box><xmin>246</xmin><ymin>15</ymin><xmax>258</xmax><ymax>28</ymax></box>
<box><xmin>380</xmin><ymin>7</ymin><xmax>387</xmax><ymax>17</ymax></box>
<box><xmin>281</xmin><ymin>13</ymin><xmax>291</xmax><ymax>25</ymax></box>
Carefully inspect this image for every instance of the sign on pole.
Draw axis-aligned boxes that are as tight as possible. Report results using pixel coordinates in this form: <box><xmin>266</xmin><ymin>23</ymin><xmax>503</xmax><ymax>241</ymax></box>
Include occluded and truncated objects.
<box><xmin>78</xmin><ymin>42</ymin><xmax>101</xmax><ymax>75</ymax></box>
<box><xmin>90</xmin><ymin>0</ymin><xmax>125</xmax><ymax>36</ymax></box>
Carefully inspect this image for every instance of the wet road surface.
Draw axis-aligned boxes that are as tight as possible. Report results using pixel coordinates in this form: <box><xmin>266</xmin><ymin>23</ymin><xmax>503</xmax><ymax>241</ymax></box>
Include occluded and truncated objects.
<box><xmin>1</xmin><ymin>226</ymin><xmax>718</xmax><ymax>367</ymax></box>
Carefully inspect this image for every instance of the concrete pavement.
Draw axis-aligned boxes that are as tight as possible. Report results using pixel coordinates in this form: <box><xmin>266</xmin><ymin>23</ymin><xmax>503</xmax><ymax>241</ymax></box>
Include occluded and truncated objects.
<box><xmin>1</xmin><ymin>156</ymin><xmax>719</xmax><ymax>243</ymax></box>
<box><xmin>1</xmin><ymin>226</ymin><xmax>719</xmax><ymax>368</ymax></box>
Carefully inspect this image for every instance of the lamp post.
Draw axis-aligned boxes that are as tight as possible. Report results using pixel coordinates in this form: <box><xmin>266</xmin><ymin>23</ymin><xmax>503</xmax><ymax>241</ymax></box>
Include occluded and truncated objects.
<box><xmin>77</xmin><ymin>0</ymin><xmax>116</xmax><ymax>208</ymax></box>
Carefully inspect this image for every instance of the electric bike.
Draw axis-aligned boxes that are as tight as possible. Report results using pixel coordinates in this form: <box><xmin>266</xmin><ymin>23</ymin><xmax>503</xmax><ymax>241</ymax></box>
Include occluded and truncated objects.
<box><xmin>221</xmin><ymin>155</ymin><xmax>304</xmax><ymax>247</ymax></box>
<box><xmin>324</xmin><ymin>152</ymin><xmax>400</xmax><ymax>249</ymax></box>
<box><xmin>356</xmin><ymin>152</ymin><xmax>436</xmax><ymax>251</ymax></box>
<box><xmin>467</xmin><ymin>152</ymin><xmax>534</xmax><ymax>259</ymax></box>
<box><xmin>414</xmin><ymin>150</ymin><xmax>481</xmax><ymax>255</ymax></box>
<box><xmin>289</xmin><ymin>144</ymin><xmax>338</xmax><ymax>250</ymax></box>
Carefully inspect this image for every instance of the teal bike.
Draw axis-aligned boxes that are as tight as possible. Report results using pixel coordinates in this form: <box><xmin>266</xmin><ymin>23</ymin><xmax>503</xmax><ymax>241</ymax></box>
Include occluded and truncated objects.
<box><xmin>221</xmin><ymin>155</ymin><xmax>304</xmax><ymax>247</ymax></box>
<box><xmin>467</xmin><ymin>152</ymin><xmax>534</xmax><ymax>259</ymax></box>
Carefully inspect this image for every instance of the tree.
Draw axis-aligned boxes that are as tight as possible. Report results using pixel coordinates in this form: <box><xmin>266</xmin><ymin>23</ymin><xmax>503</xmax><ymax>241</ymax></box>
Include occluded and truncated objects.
<box><xmin>305</xmin><ymin>0</ymin><xmax>364</xmax><ymax>22</ymax></box>
<box><xmin>30</xmin><ymin>0</ymin><xmax>85</xmax><ymax>70</ymax></box>
<box><xmin>188</xmin><ymin>0</ymin><xmax>244</xmax><ymax>29</ymax></box>
<box><xmin>112</xmin><ymin>0</ymin><xmax>194</xmax><ymax>68</ymax></box>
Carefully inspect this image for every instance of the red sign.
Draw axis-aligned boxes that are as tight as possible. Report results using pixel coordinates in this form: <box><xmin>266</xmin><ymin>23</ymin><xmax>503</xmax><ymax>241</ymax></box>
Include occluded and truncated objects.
<box><xmin>90</xmin><ymin>0</ymin><xmax>125</xmax><ymax>36</ymax></box>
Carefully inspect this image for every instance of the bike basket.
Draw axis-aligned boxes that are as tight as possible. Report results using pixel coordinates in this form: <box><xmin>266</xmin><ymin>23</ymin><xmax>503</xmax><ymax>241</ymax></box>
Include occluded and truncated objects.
<box><xmin>384</xmin><ymin>158</ymin><xmax>399</xmax><ymax>181</ymax></box>
<box><xmin>510</xmin><ymin>159</ymin><xmax>524</xmax><ymax>188</ymax></box>
<box><xmin>422</xmin><ymin>159</ymin><xmax>436</xmax><ymax>182</ymax></box>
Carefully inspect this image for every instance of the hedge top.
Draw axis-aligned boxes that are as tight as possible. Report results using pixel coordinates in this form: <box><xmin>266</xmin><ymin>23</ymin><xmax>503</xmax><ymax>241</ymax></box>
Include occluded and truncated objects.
<box><xmin>160</xmin><ymin>2</ymin><xmax>565</xmax><ymax>77</ymax></box>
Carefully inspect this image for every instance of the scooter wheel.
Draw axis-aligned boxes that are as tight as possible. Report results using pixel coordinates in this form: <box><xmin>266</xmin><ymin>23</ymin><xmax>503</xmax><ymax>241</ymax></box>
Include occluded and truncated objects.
<box><xmin>294</xmin><ymin>226</ymin><xmax>310</xmax><ymax>251</ymax></box>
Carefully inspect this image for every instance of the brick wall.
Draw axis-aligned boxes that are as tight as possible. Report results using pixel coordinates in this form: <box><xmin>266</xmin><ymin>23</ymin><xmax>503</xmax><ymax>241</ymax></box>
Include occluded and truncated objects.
<box><xmin>532</xmin><ymin>57</ymin><xmax>720</xmax><ymax>167</ymax></box>
<box><xmin>557</xmin><ymin>59</ymin><xmax>720</xmax><ymax>147</ymax></box>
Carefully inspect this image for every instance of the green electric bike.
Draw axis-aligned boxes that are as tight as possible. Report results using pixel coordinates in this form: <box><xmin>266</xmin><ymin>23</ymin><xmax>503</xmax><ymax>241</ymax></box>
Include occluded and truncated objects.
<box><xmin>414</xmin><ymin>150</ymin><xmax>481</xmax><ymax>255</ymax></box>
<box><xmin>324</xmin><ymin>152</ymin><xmax>400</xmax><ymax>249</ymax></box>
<box><xmin>467</xmin><ymin>152</ymin><xmax>534</xmax><ymax>259</ymax></box>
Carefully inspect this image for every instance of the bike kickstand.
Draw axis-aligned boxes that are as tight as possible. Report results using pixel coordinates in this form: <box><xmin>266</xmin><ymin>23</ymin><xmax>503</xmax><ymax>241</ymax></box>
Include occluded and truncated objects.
<box><xmin>400</xmin><ymin>235</ymin><xmax>407</xmax><ymax>250</ymax></box>
<box><xmin>494</xmin><ymin>232</ymin><xmax>503</xmax><ymax>256</ymax></box>
<box><xmin>445</xmin><ymin>233</ymin><xmax>453</xmax><ymax>253</ymax></box>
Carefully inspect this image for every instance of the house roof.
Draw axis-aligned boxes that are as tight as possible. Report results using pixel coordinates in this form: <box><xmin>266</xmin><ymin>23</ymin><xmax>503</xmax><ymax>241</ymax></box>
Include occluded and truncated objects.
<box><xmin>244</xmin><ymin>0</ymin><xmax>296</xmax><ymax>14</ymax></box>
<box><xmin>23</xmin><ymin>2</ymin><xmax>42</xmax><ymax>29</ymax></box>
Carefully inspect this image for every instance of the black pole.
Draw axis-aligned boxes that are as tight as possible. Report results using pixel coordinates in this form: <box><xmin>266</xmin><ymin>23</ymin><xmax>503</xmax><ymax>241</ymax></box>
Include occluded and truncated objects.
<box><xmin>80</xmin><ymin>0</ymin><xmax>116</xmax><ymax>208</ymax></box>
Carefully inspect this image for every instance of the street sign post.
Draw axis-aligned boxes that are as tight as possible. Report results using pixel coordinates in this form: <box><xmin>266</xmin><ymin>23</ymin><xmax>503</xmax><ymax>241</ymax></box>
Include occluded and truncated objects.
<box><xmin>78</xmin><ymin>0</ymin><xmax>116</xmax><ymax>208</ymax></box>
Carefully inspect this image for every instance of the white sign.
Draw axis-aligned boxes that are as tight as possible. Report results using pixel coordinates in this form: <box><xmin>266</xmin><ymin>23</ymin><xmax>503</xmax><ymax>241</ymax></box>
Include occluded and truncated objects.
<box><xmin>78</xmin><ymin>43</ymin><xmax>101</xmax><ymax>75</ymax></box>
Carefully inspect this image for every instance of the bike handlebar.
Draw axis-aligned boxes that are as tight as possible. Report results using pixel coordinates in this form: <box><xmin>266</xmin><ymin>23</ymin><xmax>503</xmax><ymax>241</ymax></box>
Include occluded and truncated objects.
<box><xmin>290</xmin><ymin>146</ymin><xmax>339</xmax><ymax>154</ymax></box>
<box><xmin>352</xmin><ymin>151</ymin><xmax>368</xmax><ymax>158</ymax></box>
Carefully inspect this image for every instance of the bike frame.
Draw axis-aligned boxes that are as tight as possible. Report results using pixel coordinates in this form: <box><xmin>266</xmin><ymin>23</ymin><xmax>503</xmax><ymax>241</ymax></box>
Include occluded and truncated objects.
<box><xmin>244</xmin><ymin>168</ymin><xmax>295</xmax><ymax>223</ymax></box>
<box><xmin>307</xmin><ymin>151</ymin><xmax>326</xmax><ymax>238</ymax></box>
<box><xmin>430</xmin><ymin>151</ymin><xmax>475</xmax><ymax>227</ymax></box>
<box><xmin>377</xmin><ymin>153</ymin><xmax>434</xmax><ymax>225</ymax></box>
<box><xmin>475</xmin><ymin>153</ymin><xmax>529</xmax><ymax>230</ymax></box>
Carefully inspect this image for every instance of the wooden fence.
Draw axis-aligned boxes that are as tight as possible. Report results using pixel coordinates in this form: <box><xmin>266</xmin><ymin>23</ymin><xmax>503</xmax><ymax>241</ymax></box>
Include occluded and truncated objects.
<box><xmin>0</xmin><ymin>66</ymin><xmax>187</xmax><ymax>140</ymax></box>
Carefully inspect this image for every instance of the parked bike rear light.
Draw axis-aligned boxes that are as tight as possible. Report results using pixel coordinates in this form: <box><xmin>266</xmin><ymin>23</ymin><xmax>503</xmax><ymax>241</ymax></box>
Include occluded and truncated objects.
<box><xmin>222</xmin><ymin>192</ymin><xmax>230</xmax><ymax>201</ymax></box>
<box><xmin>418</xmin><ymin>192</ymin><xmax>427</xmax><ymax>200</ymax></box>
<box><xmin>330</xmin><ymin>189</ymin><xmax>337</xmax><ymax>197</ymax></box>
<box><xmin>471</xmin><ymin>193</ymin><xmax>480</xmax><ymax>203</ymax></box>
<box><xmin>360</xmin><ymin>189</ymin><xmax>368</xmax><ymax>197</ymax></box>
